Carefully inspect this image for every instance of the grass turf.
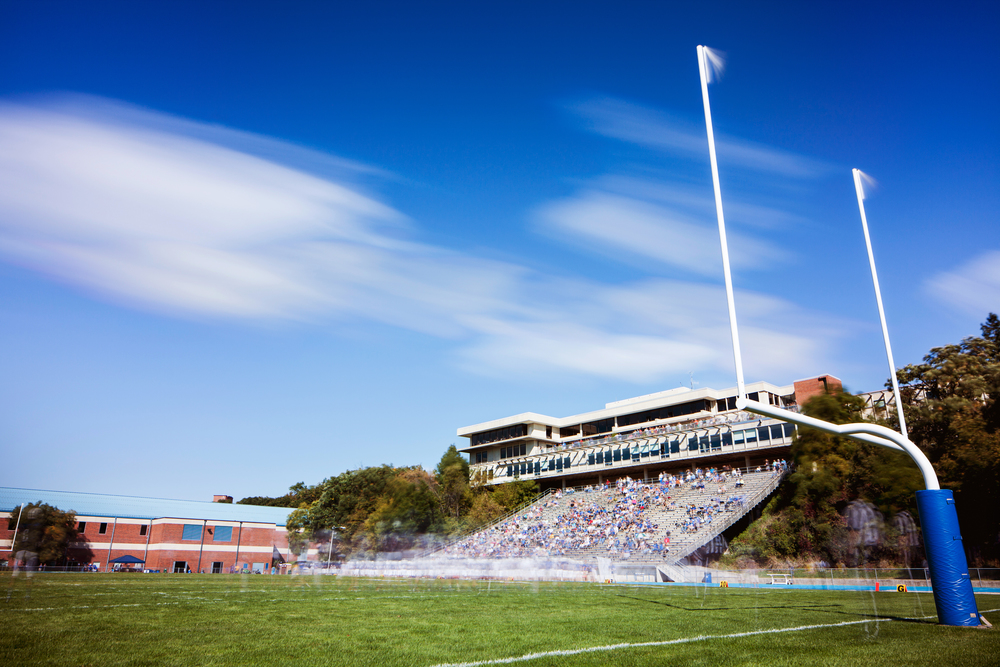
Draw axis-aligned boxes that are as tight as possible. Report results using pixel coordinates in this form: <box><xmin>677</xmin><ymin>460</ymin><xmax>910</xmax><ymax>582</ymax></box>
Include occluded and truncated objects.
<box><xmin>1</xmin><ymin>573</ymin><xmax>997</xmax><ymax>666</ymax></box>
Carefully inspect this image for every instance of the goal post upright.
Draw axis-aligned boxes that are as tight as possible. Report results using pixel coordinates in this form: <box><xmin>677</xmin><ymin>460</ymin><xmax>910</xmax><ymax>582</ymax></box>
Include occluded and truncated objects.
<box><xmin>697</xmin><ymin>44</ymin><xmax>746</xmax><ymax>399</ymax></box>
<box><xmin>696</xmin><ymin>45</ymin><xmax>981</xmax><ymax>627</ymax></box>
<box><xmin>853</xmin><ymin>168</ymin><xmax>908</xmax><ymax>437</ymax></box>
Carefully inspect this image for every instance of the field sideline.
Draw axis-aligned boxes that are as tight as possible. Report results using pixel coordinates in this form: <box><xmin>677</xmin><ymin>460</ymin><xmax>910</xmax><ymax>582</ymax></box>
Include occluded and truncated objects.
<box><xmin>1</xmin><ymin>574</ymin><xmax>997</xmax><ymax>666</ymax></box>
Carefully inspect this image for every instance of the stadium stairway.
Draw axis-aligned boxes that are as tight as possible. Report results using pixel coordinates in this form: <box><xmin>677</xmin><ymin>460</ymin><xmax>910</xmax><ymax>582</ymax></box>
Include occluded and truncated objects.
<box><xmin>659</xmin><ymin>470</ymin><xmax>785</xmax><ymax>564</ymax></box>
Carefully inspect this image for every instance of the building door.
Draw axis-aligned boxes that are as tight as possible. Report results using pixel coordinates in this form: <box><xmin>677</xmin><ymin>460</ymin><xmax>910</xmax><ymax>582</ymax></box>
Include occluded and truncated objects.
<box><xmin>211</xmin><ymin>561</ymin><xmax>223</xmax><ymax>574</ymax></box>
<box><xmin>173</xmin><ymin>561</ymin><xmax>187</xmax><ymax>573</ymax></box>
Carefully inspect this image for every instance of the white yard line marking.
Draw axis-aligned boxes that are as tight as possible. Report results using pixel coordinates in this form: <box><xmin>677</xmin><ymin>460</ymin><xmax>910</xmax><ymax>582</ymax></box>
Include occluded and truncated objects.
<box><xmin>5</xmin><ymin>602</ymin><xmax>183</xmax><ymax>612</ymax></box>
<box><xmin>2</xmin><ymin>592</ymin><xmax>458</xmax><ymax>612</ymax></box>
<box><xmin>428</xmin><ymin>609</ymin><xmax>1000</xmax><ymax>667</ymax></box>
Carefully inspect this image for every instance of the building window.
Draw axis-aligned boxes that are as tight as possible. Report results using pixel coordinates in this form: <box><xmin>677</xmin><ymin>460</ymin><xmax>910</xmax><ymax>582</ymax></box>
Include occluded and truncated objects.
<box><xmin>182</xmin><ymin>524</ymin><xmax>202</xmax><ymax>541</ymax></box>
<box><xmin>99</xmin><ymin>523</ymin><xmax>108</xmax><ymax>534</ymax></box>
<box><xmin>581</xmin><ymin>418</ymin><xmax>614</xmax><ymax>436</ymax></box>
<box><xmin>499</xmin><ymin>443</ymin><xmax>527</xmax><ymax>459</ymax></box>
<box><xmin>470</xmin><ymin>424</ymin><xmax>528</xmax><ymax>447</ymax></box>
<box><xmin>139</xmin><ymin>524</ymin><xmax>147</xmax><ymax>536</ymax></box>
<box><xmin>546</xmin><ymin>425</ymin><xmax>552</xmax><ymax>439</ymax></box>
<box><xmin>616</xmin><ymin>399</ymin><xmax>708</xmax><ymax>427</ymax></box>
<box><xmin>78</xmin><ymin>522</ymin><xmax>86</xmax><ymax>533</ymax></box>
<box><xmin>213</xmin><ymin>526</ymin><xmax>233</xmax><ymax>542</ymax></box>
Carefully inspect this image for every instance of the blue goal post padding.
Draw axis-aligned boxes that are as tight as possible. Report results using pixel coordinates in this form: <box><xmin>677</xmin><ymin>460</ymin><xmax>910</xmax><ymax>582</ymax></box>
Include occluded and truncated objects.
<box><xmin>915</xmin><ymin>489</ymin><xmax>980</xmax><ymax>626</ymax></box>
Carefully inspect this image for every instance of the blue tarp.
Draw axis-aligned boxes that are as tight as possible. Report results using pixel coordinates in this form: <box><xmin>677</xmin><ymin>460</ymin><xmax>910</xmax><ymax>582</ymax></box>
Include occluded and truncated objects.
<box><xmin>108</xmin><ymin>555</ymin><xmax>145</xmax><ymax>564</ymax></box>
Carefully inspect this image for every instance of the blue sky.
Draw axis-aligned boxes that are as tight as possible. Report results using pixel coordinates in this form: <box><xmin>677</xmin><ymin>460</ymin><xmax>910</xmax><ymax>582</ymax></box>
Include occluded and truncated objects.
<box><xmin>1</xmin><ymin>2</ymin><xmax>997</xmax><ymax>501</ymax></box>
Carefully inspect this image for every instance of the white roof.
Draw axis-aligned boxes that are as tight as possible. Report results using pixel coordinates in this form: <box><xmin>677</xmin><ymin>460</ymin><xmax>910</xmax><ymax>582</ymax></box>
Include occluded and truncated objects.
<box><xmin>457</xmin><ymin>380</ymin><xmax>793</xmax><ymax>438</ymax></box>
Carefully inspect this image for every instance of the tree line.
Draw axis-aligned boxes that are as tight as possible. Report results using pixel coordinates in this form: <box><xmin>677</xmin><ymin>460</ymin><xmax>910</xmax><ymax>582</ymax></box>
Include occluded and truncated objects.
<box><xmin>724</xmin><ymin>314</ymin><xmax>999</xmax><ymax>568</ymax></box>
<box><xmin>238</xmin><ymin>447</ymin><xmax>540</xmax><ymax>558</ymax></box>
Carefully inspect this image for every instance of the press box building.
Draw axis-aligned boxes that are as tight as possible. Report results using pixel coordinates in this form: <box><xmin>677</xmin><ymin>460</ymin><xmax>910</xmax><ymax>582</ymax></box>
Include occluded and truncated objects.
<box><xmin>458</xmin><ymin>375</ymin><xmax>841</xmax><ymax>490</ymax></box>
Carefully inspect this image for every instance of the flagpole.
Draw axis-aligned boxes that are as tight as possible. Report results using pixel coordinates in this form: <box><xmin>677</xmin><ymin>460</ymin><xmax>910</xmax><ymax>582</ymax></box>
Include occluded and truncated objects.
<box><xmin>698</xmin><ymin>45</ymin><xmax>746</xmax><ymax>398</ymax></box>
<box><xmin>853</xmin><ymin>168</ymin><xmax>907</xmax><ymax>437</ymax></box>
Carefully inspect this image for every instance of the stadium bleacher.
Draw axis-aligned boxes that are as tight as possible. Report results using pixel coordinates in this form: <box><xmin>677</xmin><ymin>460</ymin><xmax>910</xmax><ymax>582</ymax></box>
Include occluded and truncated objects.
<box><xmin>438</xmin><ymin>463</ymin><xmax>788</xmax><ymax>564</ymax></box>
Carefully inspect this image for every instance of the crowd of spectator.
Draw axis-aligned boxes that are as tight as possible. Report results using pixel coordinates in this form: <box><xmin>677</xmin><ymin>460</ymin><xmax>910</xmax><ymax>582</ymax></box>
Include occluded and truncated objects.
<box><xmin>442</xmin><ymin>463</ymin><xmax>787</xmax><ymax>561</ymax></box>
<box><xmin>443</xmin><ymin>464</ymin><xmax>780</xmax><ymax>560</ymax></box>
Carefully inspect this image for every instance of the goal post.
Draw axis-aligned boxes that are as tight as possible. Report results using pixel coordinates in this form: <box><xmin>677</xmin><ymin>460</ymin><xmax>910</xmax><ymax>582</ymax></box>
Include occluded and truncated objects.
<box><xmin>697</xmin><ymin>44</ymin><xmax>982</xmax><ymax>627</ymax></box>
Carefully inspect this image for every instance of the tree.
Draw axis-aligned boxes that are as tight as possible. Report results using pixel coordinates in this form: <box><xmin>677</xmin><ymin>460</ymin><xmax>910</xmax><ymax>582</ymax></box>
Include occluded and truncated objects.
<box><xmin>287</xmin><ymin>465</ymin><xmax>409</xmax><ymax>556</ymax></box>
<box><xmin>725</xmin><ymin>391</ymin><xmax>922</xmax><ymax>566</ymax></box>
<box><xmin>434</xmin><ymin>444</ymin><xmax>469</xmax><ymax>481</ymax></box>
<box><xmin>467</xmin><ymin>492</ymin><xmax>504</xmax><ymax>528</ymax></box>
<box><xmin>435</xmin><ymin>445</ymin><xmax>473</xmax><ymax>526</ymax></box>
<box><xmin>363</xmin><ymin>469</ymin><xmax>444</xmax><ymax>552</ymax></box>
<box><xmin>238</xmin><ymin>481</ymin><xmax>321</xmax><ymax>508</ymax></box>
<box><xmin>7</xmin><ymin>502</ymin><xmax>89</xmax><ymax>566</ymax></box>
<box><xmin>896</xmin><ymin>313</ymin><xmax>1000</xmax><ymax>563</ymax></box>
<box><xmin>488</xmin><ymin>478</ymin><xmax>539</xmax><ymax>514</ymax></box>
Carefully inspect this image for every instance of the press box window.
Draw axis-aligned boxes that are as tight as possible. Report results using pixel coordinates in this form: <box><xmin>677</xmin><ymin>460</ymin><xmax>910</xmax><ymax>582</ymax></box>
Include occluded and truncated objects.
<box><xmin>500</xmin><ymin>443</ymin><xmax>527</xmax><ymax>459</ymax></box>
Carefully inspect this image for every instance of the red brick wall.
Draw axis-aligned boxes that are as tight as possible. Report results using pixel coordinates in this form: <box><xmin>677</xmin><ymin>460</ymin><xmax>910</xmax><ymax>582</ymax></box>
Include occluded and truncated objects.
<box><xmin>3</xmin><ymin>514</ymin><xmax>289</xmax><ymax>573</ymax></box>
<box><xmin>793</xmin><ymin>375</ymin><xmax>843</xmax><ymax>406</ymax></box>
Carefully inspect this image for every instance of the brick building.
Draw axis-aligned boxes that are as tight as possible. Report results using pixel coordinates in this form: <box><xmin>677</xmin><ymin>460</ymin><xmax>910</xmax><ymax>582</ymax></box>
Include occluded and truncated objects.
<box><xmin>1</xmin><ymin>488</ymin><xmax>294</xmax><ymax>573</ymax></box>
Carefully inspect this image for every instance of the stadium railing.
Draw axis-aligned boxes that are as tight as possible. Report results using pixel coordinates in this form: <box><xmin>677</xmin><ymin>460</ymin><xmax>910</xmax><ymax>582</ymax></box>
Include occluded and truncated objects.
<box><xmin>666</xmin><ymin>467</ymin><xmax>788</xmax><ymax>563</ymax></box>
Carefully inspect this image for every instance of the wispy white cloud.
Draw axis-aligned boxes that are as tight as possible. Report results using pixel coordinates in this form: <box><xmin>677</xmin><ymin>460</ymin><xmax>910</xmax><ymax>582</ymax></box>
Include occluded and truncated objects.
<box><xmin>925</xmin><ymin>250</ymin><xmax>1000</xmax><ymax>317</ymax></box>
<box><xmin>0</xmin><ymin>96</ymin><xmax>840</xmax><ymax>384</ymax></box>
<box><xmin>573</xmin><ymin>97</ymin><xmax>832</xmax><ymax>179</ymax></box>
<box><xmin>536</xmin><ymin>189</ymin><xmax>787</xmax><ymax>275</ymax></box>
<box><xmin>0</xmin><ymin>99</ymin><xmax>405</xmax><ymax>319</ymax></box>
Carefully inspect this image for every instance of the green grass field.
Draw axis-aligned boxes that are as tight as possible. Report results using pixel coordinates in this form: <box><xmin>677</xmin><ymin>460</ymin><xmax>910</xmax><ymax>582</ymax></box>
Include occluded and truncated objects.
<box><xmin>1</xmin><ymin>573</ymin><xmax>997</xmax><ymax>666</ymax></box>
